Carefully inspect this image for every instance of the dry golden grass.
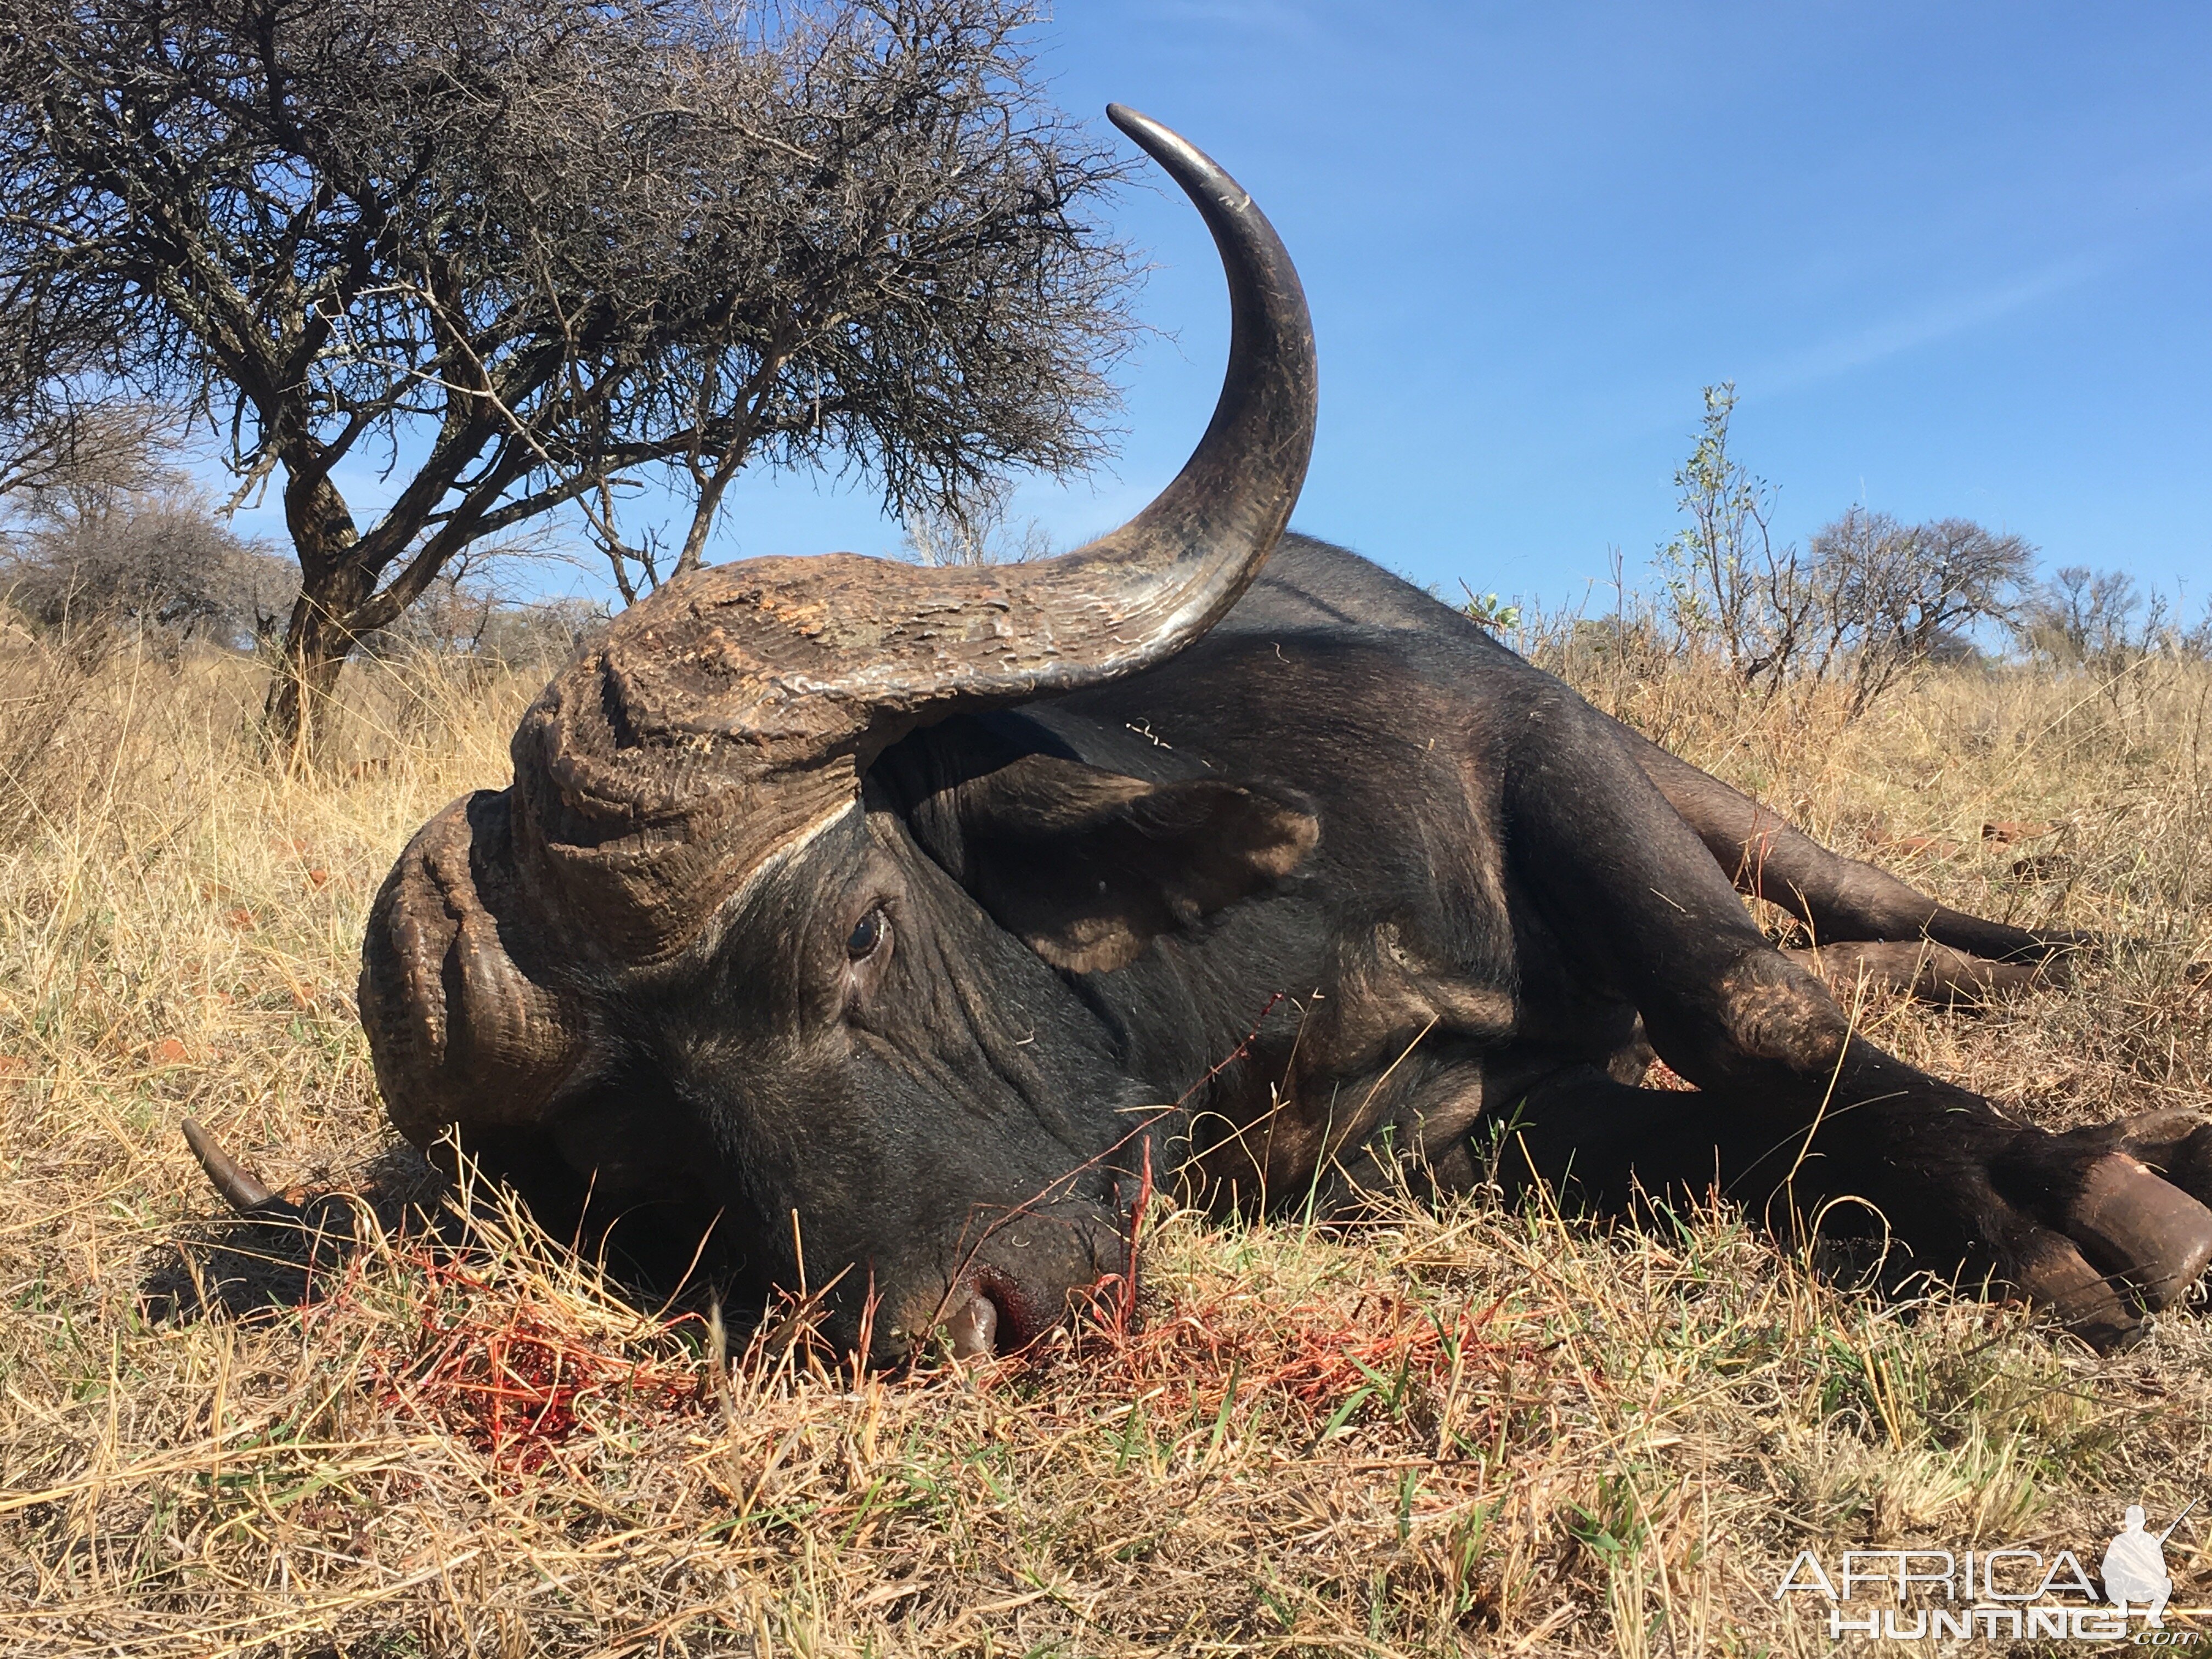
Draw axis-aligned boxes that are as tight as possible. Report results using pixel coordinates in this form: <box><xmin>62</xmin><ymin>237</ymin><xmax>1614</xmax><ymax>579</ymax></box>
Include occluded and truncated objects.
<box><xmin>1</xmin><ymin>628</ymin><xmax>2209</xmax><ymax>1657</ymax></box>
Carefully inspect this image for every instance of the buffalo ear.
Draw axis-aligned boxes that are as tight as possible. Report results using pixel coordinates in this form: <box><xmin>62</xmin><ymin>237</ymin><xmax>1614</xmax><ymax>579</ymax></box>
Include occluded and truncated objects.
<box><xmin>955</xmin><ymin>754</ymin><xmax>1318</xmax><ymax>974</ymax></box>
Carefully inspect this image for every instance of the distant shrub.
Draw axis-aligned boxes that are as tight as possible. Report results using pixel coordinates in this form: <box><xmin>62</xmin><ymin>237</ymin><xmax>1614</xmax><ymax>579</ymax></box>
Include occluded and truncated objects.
<box><xmin>1656</xmin><ymin>385</ymin><xmax>2033</xmax><ymax>715</ymax></box>
<box><xmin>360</xmin><ymin>566</ymin><xmax>608</xmax><ymax>681</ymax></box>
<box><xmin>2015</xmin><ymin>565</ymin><xmax>2212</xmax><ymax>710</ymax></box>
<box><xmin>0</xmin><ymin>486</ymin><xmax>292</xmax><ymax>661</ymax></box>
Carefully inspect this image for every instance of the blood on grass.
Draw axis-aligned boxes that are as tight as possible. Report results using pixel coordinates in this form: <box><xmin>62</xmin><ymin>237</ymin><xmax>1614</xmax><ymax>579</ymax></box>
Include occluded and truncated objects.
<box><xmin>368</xmin><ymin>1247</ymin><xmax>700</xmax><ymax>1470</ymax></box>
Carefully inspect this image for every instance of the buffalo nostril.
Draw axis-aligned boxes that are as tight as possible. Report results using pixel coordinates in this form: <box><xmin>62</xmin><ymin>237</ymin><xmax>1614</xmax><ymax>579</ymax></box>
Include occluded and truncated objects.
<box><xmin>945</xmin><ymin>1291</ymin><xmax>998</xmax><ymax>1361</ymax></box>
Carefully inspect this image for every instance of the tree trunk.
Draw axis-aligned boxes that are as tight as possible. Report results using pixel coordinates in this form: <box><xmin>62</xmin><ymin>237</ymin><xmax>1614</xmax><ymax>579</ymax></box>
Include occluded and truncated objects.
<box><xmin>262</xmin><ymin>466</ymin><xmax>371</xmax><ymax>766</ymax></box>
<box><xmin>262</xmin><ymin>564</ymin><xmax>374</xmax><ymax>766</ymax></box>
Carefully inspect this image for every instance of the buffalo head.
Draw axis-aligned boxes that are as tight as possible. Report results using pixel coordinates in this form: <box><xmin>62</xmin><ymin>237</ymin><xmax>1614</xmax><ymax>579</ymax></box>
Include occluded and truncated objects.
<box><xmin>356</xmin><ymin>107</ymin><xmax>1319</xmax><ymax>1361</ymax></box>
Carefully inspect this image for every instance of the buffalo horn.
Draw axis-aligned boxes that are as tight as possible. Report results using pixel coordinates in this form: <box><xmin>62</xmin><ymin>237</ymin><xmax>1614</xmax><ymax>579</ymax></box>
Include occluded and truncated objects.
<box><xmin>362</xmin><ymin>105</ymin><xmax>1316</xmax><ymax>1152</ymax></box>
<box><xmin>506</xmin><ymin>104</ymin><xmax>1319</xmax><ymax>963</ymax></box>
<box><xmin>359</xmin><ymin>791</ymin><xmax>592</xmax><ymax>1153</ymax></box>
<box><xmin>181</xmin><ymin>1117</ymin><xmax>285</xmax><ymax>1215</ymax></box>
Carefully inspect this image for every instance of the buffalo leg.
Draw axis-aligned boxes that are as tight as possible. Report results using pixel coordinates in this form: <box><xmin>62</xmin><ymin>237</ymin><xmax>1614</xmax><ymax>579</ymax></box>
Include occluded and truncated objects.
<box><xmin>1493</xmin><ymin>1064</ymin><xmax>1800</xmax><ymax>1214</ymax></box>
<box><xmin>1298</xmin><ymin>1061</ymin><xmax>1491</xmax><ymax>1218</ymax></box>
<box><xmin>1616</xmin><ymin>723</ymin><xmax>2086</xmax><ymax>965</ymax></box>
<box><xmin>1782</xmin><ymin>940</ymin><xmax>2047</xmax><ymax>1007</ymax></box>
<box><xmin>1498</xmin><ymin>1066</ymin><xmax>2212</xmax><ymax>1334</ymax></box>
<box><xmin>1500</xmin><ymin>684</ymin><xmax>2210</xmax><ymax>1347</ymax></box>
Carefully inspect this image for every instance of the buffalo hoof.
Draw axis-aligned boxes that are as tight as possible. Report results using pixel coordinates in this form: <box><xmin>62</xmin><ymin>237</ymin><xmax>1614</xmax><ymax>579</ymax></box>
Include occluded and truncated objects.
<box><xmin>1787</xmin><ymin>941</ymin><xmax>2051</xmax><ymax>1007</ymax></box>
<box><xmin>2016</xmin><ymin>1235</ymin><xmax>2149</xmax><ymax>1353</ymax></box>
<box><xmin>2064</xmin><ymin>1154</ymin><xmax>2212</xmax><ymax>1313</ymax></box>
<box><xmin>2011</xmin><ymin>1149</ymin><xmax>2212</xmax><ymax>1350</ymax></box>
<box><xmin>2118</xmin><ymin>1111</ymin><xmax>2212</xmax><ymax>1205</ymax></box>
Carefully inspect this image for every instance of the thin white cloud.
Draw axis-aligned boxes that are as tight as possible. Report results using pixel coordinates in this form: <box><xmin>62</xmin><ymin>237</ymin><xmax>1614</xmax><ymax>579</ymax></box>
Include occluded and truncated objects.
<box><xmin>1752</xmin><ymin>252</ymin><xmax>2111</xmax><ymax>398</ymax></box>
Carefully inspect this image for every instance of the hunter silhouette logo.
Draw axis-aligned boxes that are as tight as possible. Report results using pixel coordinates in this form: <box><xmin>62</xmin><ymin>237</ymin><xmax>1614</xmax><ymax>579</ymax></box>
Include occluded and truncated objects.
<box><xmin>1774</xmin><ymin>1499</ymin><xmax>2202</xmax><ymax>1642</ymax></box>
<box><xmin>2103</xmin><ymin>1500</ymin><xmax>2194</xmax><ymax>1627</ymax></box>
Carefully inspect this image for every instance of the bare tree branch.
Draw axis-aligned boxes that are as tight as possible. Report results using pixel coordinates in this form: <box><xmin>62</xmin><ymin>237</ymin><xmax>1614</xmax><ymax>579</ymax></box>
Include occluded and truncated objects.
<box><xmin>2</xmin><ymin>0</ymin><xmax>1139</xmax><ymax>755</ymax></box>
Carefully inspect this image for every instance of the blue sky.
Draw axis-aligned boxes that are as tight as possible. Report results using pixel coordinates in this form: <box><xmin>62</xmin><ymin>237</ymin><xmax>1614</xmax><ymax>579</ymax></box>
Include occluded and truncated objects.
<box><xmin>228</xmin><ymin>2</ymin><xmax>2212</xmax><ymax>612</ymax></box>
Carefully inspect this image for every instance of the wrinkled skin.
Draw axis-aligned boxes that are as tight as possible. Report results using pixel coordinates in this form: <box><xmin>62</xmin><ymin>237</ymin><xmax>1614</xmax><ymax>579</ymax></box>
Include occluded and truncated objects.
<box><xmin>441</xmin><ymin>532</ymin><xmax>2212</xmax><ymax>1359</ymax></box>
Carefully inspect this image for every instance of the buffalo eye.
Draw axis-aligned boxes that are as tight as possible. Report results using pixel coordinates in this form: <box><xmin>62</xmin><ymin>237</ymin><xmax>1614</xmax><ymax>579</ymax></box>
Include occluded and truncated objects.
<box><xmin>847</xmin><ymin>906</ymin><xmax>889</xmax><ymax>961</ymax></box>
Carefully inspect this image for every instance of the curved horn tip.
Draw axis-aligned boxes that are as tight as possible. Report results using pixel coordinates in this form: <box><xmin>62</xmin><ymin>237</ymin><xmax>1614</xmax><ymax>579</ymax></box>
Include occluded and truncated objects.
<box><xmin>180</xmin><ymin>1116</ymin><xmax>280</xmax><ymax>1214</ymax></box>
<box><xmin>1105</xmin><ymin>104</ymin><xmax>1229</xmax><ymax>188</ymax></box>
<box><xmin>1104</xmin><ymin>104</ymin><xmax>1186</xmax><ymax>150</ymax></box>
<box><xmin>1074</xmin><ymin>98</ymin><xmax>1315</xmax><ymax>611</ymax></box>
<box><xmin>1104</xmin><ymin>101</ymin><xmax>1147</xmax><ymax>136</ymax></box>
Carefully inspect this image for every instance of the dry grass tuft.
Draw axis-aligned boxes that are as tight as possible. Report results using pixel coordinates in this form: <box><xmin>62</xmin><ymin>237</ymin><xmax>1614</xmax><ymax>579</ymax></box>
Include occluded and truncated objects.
<box><xmin>2</xmin><ymin>636</ymin><xmax>2209</xmax><ymax>1655</ymax></box>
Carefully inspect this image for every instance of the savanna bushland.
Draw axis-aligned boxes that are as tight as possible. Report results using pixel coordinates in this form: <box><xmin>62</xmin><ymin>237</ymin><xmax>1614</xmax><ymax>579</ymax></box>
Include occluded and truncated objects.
<box><xmin>0</xmin><ymin>0</ymin><xmax>1138</xmax><ymax>760</ymax></box>
<box><xmin>2</xmin><ymin>502</ymin><xmax>2209</xmax><ymax>1655</ymax></box>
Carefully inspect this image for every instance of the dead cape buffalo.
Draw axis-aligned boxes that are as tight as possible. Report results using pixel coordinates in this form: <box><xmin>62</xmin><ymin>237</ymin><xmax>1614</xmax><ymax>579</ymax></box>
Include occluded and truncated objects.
<box><xmin>190</xmin><ymin>106</ymin><xmax>2212</xmax><ymax>1360</ymax></box>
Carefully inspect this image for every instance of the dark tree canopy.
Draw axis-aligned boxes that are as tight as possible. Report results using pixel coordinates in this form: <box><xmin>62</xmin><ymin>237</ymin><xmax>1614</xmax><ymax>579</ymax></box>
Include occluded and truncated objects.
<box><xmin>0</xmin><ymin>0</ymin><xmax>1137</xmax><ymax>754</ymax></box>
